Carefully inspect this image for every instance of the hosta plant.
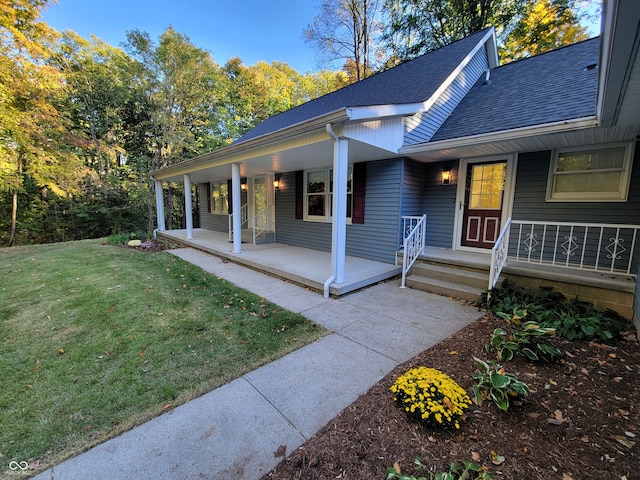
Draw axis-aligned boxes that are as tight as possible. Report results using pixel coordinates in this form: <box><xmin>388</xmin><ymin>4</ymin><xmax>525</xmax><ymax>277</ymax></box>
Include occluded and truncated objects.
<box><xmin>472</xmin><ymin>357</ymin><xmax>530</xmax><ymax>411</ymax></box>
<box><xmin>487</xmin><ymin>308</ymin><xmax>562</xmax><ymax>363</ymax></box>
<box><xmin>390</xmin><ymin>367</ymin><xmax>471</xmax><ymax>429</ymax></box>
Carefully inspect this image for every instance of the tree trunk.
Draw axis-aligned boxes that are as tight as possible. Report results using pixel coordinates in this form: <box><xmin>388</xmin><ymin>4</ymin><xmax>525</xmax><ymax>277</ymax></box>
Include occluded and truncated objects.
<box><xmin>8</xmin><ymin>191</ymin><xmax>17</xmax><ymax>247</ymax></box>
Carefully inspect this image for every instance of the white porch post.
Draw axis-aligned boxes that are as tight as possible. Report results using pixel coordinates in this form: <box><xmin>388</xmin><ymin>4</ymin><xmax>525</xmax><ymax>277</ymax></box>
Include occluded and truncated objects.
<box><xmin>333</xmin><ymin>136</ymin><xmax>349</xmax><ymax>283</ymax></box>
<box><xmin>231</xmin><ymin>163</ymin><xmax>242</xmax><ymax>253</ymax></box>
<box><xmin>154</xmin><ymin>180</ymin><xmax>166</xmax><ymax>231</ymax></box>
<box><xmin>183</xmin><ymin>174</ymin><xmax>193</xmax><ymax>239</ymax></box>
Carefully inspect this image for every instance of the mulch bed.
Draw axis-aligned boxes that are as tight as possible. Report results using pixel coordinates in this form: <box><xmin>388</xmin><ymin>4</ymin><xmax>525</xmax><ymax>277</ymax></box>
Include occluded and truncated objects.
<box><xmin>264</xmin><ymin>312</ymin><xmax>640</xmax><ymax>480</ymax></box>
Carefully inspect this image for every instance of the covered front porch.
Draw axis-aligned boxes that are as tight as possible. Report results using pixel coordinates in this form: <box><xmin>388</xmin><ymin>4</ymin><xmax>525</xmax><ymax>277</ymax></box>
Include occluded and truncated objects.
<box><xmin>157</xmin><ymin>228</ymin><xmax>402</xmax><ymax>297</ymax></box>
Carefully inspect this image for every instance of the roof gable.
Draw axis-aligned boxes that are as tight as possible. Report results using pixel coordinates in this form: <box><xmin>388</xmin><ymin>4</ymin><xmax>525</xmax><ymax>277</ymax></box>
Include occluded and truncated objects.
<box><xmin>236</xmin><ymin>28</ymin><xmax>495</xmax><ymax>144</ymax></box>
<box><xmin>430</xmin><ymin>37</ymin><xmax>601</xmax><ymax>142</ymax></box>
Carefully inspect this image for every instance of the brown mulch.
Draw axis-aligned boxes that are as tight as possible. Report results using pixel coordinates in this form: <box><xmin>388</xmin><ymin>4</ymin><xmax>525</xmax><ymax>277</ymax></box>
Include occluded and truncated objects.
<box><xmin>264</xmin><ymin>312</ymin><xmax>640</xmax><ymax>480</ymax></box>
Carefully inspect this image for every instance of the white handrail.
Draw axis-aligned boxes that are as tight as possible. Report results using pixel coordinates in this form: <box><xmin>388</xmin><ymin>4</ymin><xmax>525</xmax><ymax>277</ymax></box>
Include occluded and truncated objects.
<box><xmin>252</xmin><ymin>205</ymin><xmax>275</xmax><ymax>244</ymax></box>
<box><xmin>228</xmin><ymin>204</ymin><xmax>248</xmax><ymax>241</ymax></box>
<box><xmin>401</xmin><ymin>214</ymin><xmax>427</xmax><ymax>288</ymax></box>
<box><xmin>489</xmin><ymin>218</ymin><xmax>511</xmax><ymax>291</ymax></box>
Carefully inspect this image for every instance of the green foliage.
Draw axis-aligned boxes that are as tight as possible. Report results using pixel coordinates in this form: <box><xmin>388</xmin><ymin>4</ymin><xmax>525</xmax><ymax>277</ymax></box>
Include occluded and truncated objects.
<box><xmin>386</xmin><ymin>457</ymin><xmax>493</xmax><ymax>480</ymax></box>
<box><xmin>390</xmin><ymin>367</ymin><xmax>471</xmax><ymax>429</ymax></box>
<box><xmin>480</xmin><ymin>284</ymin><xmax>626</xmax><ymax>344</ymax></box>
<box><xmin>487</xmin><ymin>308</ymin><xmax>562</xmax><ymax>363</ymax></box>
<box><xmin>472</xmin><ymin>357</ymin><xmax>530</xmax><ymax>411</ymax></box>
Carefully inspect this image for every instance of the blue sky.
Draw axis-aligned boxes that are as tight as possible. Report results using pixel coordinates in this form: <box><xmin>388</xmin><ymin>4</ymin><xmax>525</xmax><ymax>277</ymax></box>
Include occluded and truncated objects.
<box><xmin>42</xmin><ymin>0</ymin><xmax>321</xmax><ymax>73</ymax></box>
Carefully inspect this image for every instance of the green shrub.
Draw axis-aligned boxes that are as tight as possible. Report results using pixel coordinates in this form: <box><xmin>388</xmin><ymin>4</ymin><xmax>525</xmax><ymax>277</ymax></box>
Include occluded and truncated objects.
<box><xmin>480</xmin><ymin>284</ymin><xmax>626</xmax><ymax>343</ymax></box>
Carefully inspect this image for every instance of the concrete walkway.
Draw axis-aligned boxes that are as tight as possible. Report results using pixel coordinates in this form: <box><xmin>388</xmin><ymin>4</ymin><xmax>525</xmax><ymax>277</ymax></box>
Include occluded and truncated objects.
<box><xmin>33</xmin><ymin>248</ymin><xmax>484</xmax><ymax>480</ymax></box>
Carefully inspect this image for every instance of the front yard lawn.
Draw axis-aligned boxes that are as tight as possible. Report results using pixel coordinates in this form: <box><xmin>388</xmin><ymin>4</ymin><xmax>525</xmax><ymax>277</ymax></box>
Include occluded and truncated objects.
<box><xmin>0</xmin><ymin>239</ymin><xmax>325</xmax><ymax>475</ymax></box>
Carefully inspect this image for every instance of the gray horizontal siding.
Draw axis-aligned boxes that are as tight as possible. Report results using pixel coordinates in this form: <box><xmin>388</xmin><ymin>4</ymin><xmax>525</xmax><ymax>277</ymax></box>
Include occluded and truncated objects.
<box><xmin>404</xmin><ymin>48</ymin><xmax>489</xmax><ymax>145</ymax></box>
<box><xmin>197</xmin><ymin>183</ymin><xmax>247</xmax><ymax>234</ymax></box>
<box><xmin>275</xmin><ymin>159</ymin><xmax>404</xmax><ymax>264</ymax></box>
<box><xmin>512</xmin><ymin>148</ymin><xmax>640</xmax><ymax>224</ymax></box>
<box><xmin>421</xmin><ymin>161</ymin><xmax>458</xmax><ymax>248</ymax></box>
<box><xmin>510</xmin><ymin>145</ymin><xmax>640</xmax><ymax>271</ymax></box>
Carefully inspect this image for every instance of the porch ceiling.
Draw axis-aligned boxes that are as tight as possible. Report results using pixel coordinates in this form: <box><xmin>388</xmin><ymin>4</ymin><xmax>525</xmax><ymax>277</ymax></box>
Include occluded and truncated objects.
<box><xmin>402</xmin><ymin>123</ymin><xmax>640</xmax><ymax>163</ymax></box>
<box><xmin>157</xmin><ymin>134</ymin><xmax>398</xmax><ymax>184</ymax></box>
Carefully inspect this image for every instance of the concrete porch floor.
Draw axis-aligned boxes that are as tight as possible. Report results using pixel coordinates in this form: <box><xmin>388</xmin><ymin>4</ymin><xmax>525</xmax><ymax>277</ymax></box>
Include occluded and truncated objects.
<box><xmin>157</xmin><ymin>229</ymin><xmax>402</xmax><ymax>296</ymax></box>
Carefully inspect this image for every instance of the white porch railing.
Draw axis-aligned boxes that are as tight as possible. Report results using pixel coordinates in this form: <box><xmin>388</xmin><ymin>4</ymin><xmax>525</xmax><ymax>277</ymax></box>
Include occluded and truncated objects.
<box><xmin>228</xmin><ymin>203</ymin><xmax>248</xmax><ymax>241</ymax></box>
<box><xmin>401</xmin><ymin>215</ymin><xmax>427</xmax><ymax>288</ymax></box>
<box><xmin>489</xmin><ymin>218</ymin><xmax>511</xmax><ymax>291</ymax></box>
<box><xmin>252</xmin><ymin>205</ymin><xmax>275</xmax><ymax>244</ymax></box>
<box><xmin>489</xmin><ymin>219</ymin><xmax>640</xmax><ymax>290</ymax></box>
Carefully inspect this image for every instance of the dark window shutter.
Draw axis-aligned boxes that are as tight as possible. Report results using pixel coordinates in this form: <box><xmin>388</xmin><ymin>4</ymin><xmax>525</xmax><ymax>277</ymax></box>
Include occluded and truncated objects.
<box><xmin>227</xmin><ymin>179</ymin><xmax>233</xmax><ymax>214</ymax></box>
<box><xmin>206</xmin><ymin>183</ymin><xmax>212</xmax><ymax>213</ymax></box>
<box><xmin>352</xmin><ymin>162</ymin><xmax>366</xmax><ymax>224</ymax></box>
<box><xmin>295</xmin><ymin>170</ymin><xmax>303</xmax><ymax>219</ymax></box>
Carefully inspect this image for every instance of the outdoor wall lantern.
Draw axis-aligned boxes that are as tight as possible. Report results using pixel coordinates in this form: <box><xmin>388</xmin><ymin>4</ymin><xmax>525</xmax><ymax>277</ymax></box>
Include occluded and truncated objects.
<box><xmin>441</xmin><ymin>169</ymin><xmax>451</xmax><ymax>185</ymax></box>
<box><xmin>273</xmin><ymin>174</ymin><xmax>281</xmax><ymax>191</ymax></box>
<box><xmin>240</xmin><ymin>182</ymin><xmax>247</xmax><ymax>191</ymax></box>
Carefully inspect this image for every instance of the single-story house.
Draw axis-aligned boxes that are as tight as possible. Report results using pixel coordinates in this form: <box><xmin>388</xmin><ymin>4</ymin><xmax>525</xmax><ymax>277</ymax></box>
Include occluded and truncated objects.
<box><xmin>151</xmin><ymin>0</ymin><xmax>640</xmax><ymax>331</ymax></box>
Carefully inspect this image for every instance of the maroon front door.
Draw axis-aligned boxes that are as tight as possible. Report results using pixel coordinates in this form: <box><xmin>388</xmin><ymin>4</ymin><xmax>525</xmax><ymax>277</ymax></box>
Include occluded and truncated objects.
<box><xmin>461</xmin><ymin>161</ymin><xmax>507</xmax><ymax>249</ymax></box>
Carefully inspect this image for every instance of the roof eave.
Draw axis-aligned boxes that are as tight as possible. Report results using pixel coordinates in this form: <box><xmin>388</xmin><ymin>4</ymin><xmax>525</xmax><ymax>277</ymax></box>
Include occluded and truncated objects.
<box><xmin>399</xmin><ymin>117</ymin><xmax>599</xmax><ymax>155</ymax></box>
<box><xmin>151</xmin><ymin>108</ymin><xmax>350</xmax><ymax>180</ymax></box>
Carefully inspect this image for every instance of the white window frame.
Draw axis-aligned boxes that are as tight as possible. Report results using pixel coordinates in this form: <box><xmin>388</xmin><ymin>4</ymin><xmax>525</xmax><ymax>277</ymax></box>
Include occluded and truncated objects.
<box><xmin>303</xmin><ymin>167</ymin><xmax>353</xmax><ymax>223</ymax></box>
<box><xmin>546</xmin><ymin>143</ymin><xmax>634</xmax><ymax>202</ymax></box>
<box><xmin>210</xmin><ymin>181</ymin><xmax>228</xmax><ymax>214</ymax></box>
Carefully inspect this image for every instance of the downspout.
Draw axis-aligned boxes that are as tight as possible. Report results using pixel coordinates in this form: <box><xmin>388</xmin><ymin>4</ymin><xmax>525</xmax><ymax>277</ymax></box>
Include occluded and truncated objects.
<box><xmin>323</xmin><ymin>124</ymin><xmax>339</xmax><ymax>298</ymax></box>
<box><xmin>323</xmin><ymin>123</ymin><xmax>349</xmax><ymax>298</ymax></box>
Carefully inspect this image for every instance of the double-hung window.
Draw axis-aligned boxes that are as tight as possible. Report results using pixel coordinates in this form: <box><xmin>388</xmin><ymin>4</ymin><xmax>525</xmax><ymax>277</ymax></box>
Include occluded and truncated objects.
<box><xmin>546</xmin><ymin>143</ymin><xmax>633</xmax><ymax>202</ymax></box>
<box><xmin>210</xmin><ymin>181</ymin><xmax>228</xmax><ymax>214</ymax></box>
<box><xmin>304</xmin><ymin>167</ymin><xmax>352</xmax><ymax>222</ymax></box>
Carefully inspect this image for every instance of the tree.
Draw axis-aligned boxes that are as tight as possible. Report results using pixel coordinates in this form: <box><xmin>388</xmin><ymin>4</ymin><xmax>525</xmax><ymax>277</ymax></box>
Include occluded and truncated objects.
<box><xmin>304</xmin><ymin>0</ymin><xmax>383</xmax><ymax>82</ymax></box>
<box><xmin>382</xmin><ymin>0</ymin><xmax>527</xmax><ymax>62</ymax></box>
<box><xmin>499</xmin><ymin>0</ymin><xmax>589</xmax><ymax>62</ymax></box>
<box><xmin>0</xmin><ymin>0</ymin><xmax>84</xmax><ymax>245</ymax></box>
<box><xmin>382</xmin><ymin>0</ymin><xmax>594</xmax><ymax>64</ymax></box>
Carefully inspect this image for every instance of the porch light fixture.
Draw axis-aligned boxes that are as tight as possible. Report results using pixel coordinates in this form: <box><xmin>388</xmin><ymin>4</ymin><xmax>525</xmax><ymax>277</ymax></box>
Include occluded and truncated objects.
<box><xmin>441</xmin><ymin>169</ymin><xmax>451</xmax><ymax>185</ymax></box>
<box><xmin>273</xmin><ymin>174</ymin><xmax>281</xmax><ymax>190</ymax></box>
<box><xmin>240</xmin><ymin>182</ymin><xmax>247</xmax><ymax>192</ymax></box>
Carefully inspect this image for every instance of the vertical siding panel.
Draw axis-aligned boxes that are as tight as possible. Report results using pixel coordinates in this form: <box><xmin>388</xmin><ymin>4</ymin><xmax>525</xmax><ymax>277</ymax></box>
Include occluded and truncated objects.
<box><xmin>404</xmin><ymin>49</ymin><xmax>489</xmax><ymax>145</ymax></box>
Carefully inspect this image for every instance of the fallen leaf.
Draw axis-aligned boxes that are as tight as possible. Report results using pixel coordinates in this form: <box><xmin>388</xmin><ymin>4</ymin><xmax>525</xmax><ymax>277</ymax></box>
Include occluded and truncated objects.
<box><xmin>393</xmin><ymin>462</ymin><xmax>401</xmax><ymax>473</ymax></box>
<box><xmin>57</xmin><ymin>348</ymin><xmax>65</xmax><ymax>354</ymax></box>
<box><xmin>618</xmin><ymin>409</ymin><xmax>630</xmax><ymax>417</ymax></box>
<box><xmin>613</xmin><ymin>377</ymin><xmax>623</xmax><ymax>382</ymax></box>
<box><xmin>625</xmin><ymin>431</ymin><xmax>636</xmax><ymax>438</ymax></box>
<box><xmin>554</xmin><ymin>410</ymin><xmax>564</xmax><ymax>422</ymax></box>
<box><xmin>581</xmin><ymin>368</ymin><xmax>589</xmax><ymax>375</ymax></box>
<box><xmin>609</xmin><ymin>353</ymin><xmax>617</xmax><ymax>358</ymax></box>
<box><xmin>562</xmin><ymin>473</ymin><xmax>574</xmax><ymax>480</ymax></box>
<box><xmin>611</xmin><ymin>435</ymin><xmax>635</xmax><ymax>448</ymax></box>
<box><xmin>581</xmin><ymin>436</ymin><xmax>590</xmax><ymax>443</ymax></box>
<box><xmin>162</xmin><ymin>403</ymin><xmax>173</xmax><ymax>410</ymax></box>
<box><xmin>528</xmin><ymin>412</ymin><xmax>541</xmax><ymax>419</ymax></box>
<box><xmin>471</xmin><ymin>451</ymin><xmax>481</xmax><ymax>462</ymax></box>
<box><xmin>449</xmin><ymin>351</ymin><xmax>458</xmax><ymax>355</ymax></box>
<box><xmin>490</xmin><ymin>450</ymin><xmax>505</xmax><ymax>465</ymax></box>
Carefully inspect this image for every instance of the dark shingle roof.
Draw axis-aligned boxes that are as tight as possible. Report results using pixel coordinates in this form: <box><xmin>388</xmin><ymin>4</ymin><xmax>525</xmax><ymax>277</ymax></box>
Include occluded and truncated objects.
<box><xmin>236</xmin><ymin>28</ymin><xmax>492</xmax><ymax>143</ymax></box>
<box><xmin>430</xmin><ymin>37</ymin><xmax>600</xmax><ymax>142</ymax></box>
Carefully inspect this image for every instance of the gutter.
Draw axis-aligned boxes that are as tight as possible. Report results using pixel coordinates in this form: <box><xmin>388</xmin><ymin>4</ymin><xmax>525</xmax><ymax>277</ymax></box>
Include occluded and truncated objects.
<box><xmin>399</xmin><ymin>117</ymin><xmax>599</xmax><ymax>155</ymax></box>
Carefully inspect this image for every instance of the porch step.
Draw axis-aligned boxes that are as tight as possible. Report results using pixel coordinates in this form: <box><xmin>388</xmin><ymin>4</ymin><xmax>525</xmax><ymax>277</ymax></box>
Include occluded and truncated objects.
<box><xmin>405</xmin><ymin>275</ymin><xmax>485</xmax><ymax>303</ymax></box>
<box><xmin>405</xmin><ymin>258</ymin><xmax>502</xmax><ymax>303</ymax></box>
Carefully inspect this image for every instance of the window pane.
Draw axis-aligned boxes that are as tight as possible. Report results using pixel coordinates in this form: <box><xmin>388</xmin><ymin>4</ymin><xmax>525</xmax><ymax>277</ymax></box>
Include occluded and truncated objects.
<box><xmin>555</xmin><ymin>171</ymin><xmax>622</xmax><ymax>193</ymax></box>
<box><xmin>307</xmin><ymin>171</ymin><xmax>325</xmax><ymax>193</ymax></box>
<box><xmin>307</xmin><ymin>194</ymin><xmax>325</xmax><ymax>216</ymax></box>
<box><xmin>557</xmin><ymin>147</ymin><xmax>625</xmax><ymax>172</ymax></box>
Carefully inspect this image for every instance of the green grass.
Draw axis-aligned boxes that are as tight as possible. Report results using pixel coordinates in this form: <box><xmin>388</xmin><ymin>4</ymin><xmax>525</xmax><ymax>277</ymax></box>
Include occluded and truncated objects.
<box><xmin>0</xmin><ymin>239</ymin><xmax>325</xmax><ymax>473</ymax></box>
